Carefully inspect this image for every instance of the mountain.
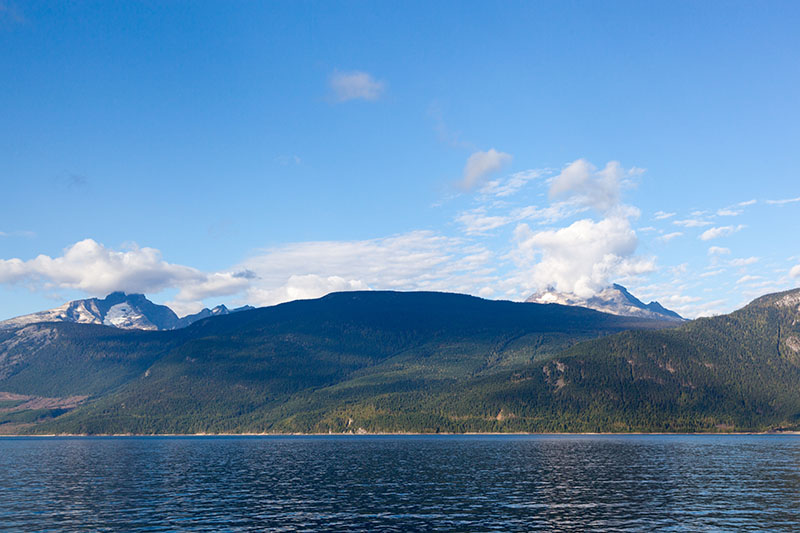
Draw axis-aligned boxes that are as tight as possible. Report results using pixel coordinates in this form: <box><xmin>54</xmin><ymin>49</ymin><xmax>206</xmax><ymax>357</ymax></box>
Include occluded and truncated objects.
<box><xmin>0</xmin><ymin>291</ymin><xmax>672</xmax><ymax>434</ymax></box>
<box><xmin>175</xmin><ymin>304</ymin><xmax>256</xmax><ymax>329</ymax></box>
<box><xmin>0</xmin><ymin>292</ymin><xmax>180</xmax><ymax>331</ymax></box>
<box><xmin>1</xmin><ymin>288</ymin><xmax>799</xmax><ymax>435</ymax></box>
<box><xmin>0</xmin><ymin>293</ymin><xmax>255</xmax><ymax>331</ymax></box>
<box><xmin>526</xmin><ymin>284</ymin><xmax>684</xmax><ymax>321</ymax></box>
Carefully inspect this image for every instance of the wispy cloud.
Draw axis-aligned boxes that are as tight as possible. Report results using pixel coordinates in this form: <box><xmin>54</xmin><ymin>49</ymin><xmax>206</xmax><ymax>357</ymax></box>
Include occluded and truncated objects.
<box><xmin>674</xmin><ymin>218</ymin><xmax>713</xmax><ymax>228</ymax></box>
<box><xmin>699</xmin><ymin>224</ymin><xmax>745</xmax><ymax>241</ymax></box>
<box><xmin>239</xmin><ymin>231</ymin><xmax>496</xmax><ymax>306</ymax></box>
<box><xmin>766</xmin><ymin>196</ymin><xmax>800</xmax><ymax>205</ymax></box>
<box><xmin>0</xmin><ymin>230</ymin><xmax>35</xmax><ymax>239</ymax></box>
<box><xmin>736</xmin><ymin>275</ymin><xmax>763</xmax><ymax>285</ymax></box>
<box><xmin>459</xmin><ymin>149</ymin><xmax>512</xmax><ymax>190</ymax></box>
<box><xmin>329</xmin><ymin>70</ymin><xmax>385</xmax><ymax>102</ymax></box>
<box><xmin>708</xmin><ymin>246</ymin><xmax>731</xmax><ymax>256</ymax></box>
<box><xmin>654</xmin><ymin>211</ymin><xmax>675</xmax><ymax>220</ymax></box>
<box><xmin>479</xmin><ymin>169</ymin><xmax>546</xmax><ymax>198</ymax></box>
<box><xmin>729</xmin><ymin>257</ymin><xmax>759</xmax><ymax>267</ymax></box>
<box><xmin>657</xmin><ymin>232</ymin><xmax>683</xmax><ymax>242</ymax></box>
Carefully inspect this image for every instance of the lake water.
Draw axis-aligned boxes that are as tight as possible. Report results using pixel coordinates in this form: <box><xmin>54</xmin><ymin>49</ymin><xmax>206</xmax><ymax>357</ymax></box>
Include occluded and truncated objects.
<box><xmin>1</xmin><ymin>435</ymin><xmax>798</xmax><ymax>531</ymax></box>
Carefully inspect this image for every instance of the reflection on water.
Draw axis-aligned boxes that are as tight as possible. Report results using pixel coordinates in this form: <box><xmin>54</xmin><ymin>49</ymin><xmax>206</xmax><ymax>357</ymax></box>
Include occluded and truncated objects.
<box><xmin>1</xmin><ymin>435</ymin><xmax>799</xmax><ymax>531</ymax></box>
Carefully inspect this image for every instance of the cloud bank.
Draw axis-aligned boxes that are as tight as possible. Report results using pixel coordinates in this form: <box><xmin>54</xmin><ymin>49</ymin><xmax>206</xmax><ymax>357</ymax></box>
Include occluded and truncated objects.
<box><xmin>0</xmin><ymin>239</ymin><xmax>251</xmax><ymax>310</ymax></box>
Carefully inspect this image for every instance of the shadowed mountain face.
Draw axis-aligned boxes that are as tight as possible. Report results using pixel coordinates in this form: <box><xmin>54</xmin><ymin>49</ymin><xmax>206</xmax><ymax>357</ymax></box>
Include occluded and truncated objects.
<box><xmin>0</xmin><ymin>288</ymin><xmax>798</xmax><ymax>435</ymax></box>
<box><xmin>0</xmin><ymin>293</ymin><xmax>254</xmax><ymax>331</ymax></box>
<box><xmin>526</xmin><ymin>284</ymin><xmax>684</xmax><ymax>321</ymax></box>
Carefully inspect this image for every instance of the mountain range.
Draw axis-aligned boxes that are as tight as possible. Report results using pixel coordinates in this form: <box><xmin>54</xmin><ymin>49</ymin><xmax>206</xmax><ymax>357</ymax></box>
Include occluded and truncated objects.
<box><xmin>0</xmin><ymin>284</ymin><xmax>681</xmax><ymax>332</ymax></box>
<box><xmin>0</xmin><ymin>292</ymin><xmax>254</xmax><ymax>331</ymax></box>
<box><xmin>0</xmin><ymin>287</ymin><xmax>798</xmax><ymax>435</ymax></box>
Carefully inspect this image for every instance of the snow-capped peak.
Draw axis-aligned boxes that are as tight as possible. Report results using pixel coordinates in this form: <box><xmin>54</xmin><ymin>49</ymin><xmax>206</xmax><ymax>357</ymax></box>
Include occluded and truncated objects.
<box><xmin>526</xmin><ymin>284</ymin><xmax>684</xmax><ymax>321</ymax></box>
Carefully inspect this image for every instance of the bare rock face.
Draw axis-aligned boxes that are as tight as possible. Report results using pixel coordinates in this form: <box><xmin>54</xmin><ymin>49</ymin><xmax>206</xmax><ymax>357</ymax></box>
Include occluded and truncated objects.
<box><xmin>526</xmin><ymin>284</ymin><xmax>685</xmax><ymax>322</ymax></box>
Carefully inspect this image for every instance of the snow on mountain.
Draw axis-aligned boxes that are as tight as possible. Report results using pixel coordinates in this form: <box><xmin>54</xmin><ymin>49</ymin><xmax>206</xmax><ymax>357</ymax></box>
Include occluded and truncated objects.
<box><xmin>174</xmin><ymin>304</ymin><xmax>256</xmax><ymax>329</ymax></box>
<box><xmin>0</xmin><ymin>293</ymin><xmax>256</xmax><ymax>331</ymax></box>
<box><xmin>526</xmin><ymin>284</ymin><xmax>684</xmax><ymax>322</ymax></box>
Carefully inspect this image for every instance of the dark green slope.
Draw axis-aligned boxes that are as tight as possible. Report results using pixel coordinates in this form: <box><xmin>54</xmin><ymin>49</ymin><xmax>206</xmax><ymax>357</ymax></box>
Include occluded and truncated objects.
<box><xmin>1</xmin><ymin>291</ymin><xmax>670</xmax><ymax>434</ymax></box>
<box><xmin>265</xmin><ymin>288</ymin><xmax>800</xmax><ymax>434</ymax></box>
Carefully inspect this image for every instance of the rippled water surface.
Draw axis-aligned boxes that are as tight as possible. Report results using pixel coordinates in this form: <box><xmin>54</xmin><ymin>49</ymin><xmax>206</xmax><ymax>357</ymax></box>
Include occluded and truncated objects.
<box><xmin>1</xmin><ymin>435</ymin><xmax>799</xmax><ymax>531</ymax></box>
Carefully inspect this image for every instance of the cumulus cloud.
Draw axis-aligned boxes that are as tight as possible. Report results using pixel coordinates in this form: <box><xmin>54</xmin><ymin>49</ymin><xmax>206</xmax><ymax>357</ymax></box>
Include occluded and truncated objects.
<box><xmin>548</xmin><ymin>159</ymin><xmax>641</xmax><ymax>214</ymax></box>
<box><xmin>329</xmin><ymin>70</ymin><xmax>385</xmax><ymax>102</ymax></box>
<box><xmin>511</xmin><ymin>216</ymin><xmax>655</xmax><ymax>298</ymax></box>
<box><xmin>460</xmin><ymin>149</ymin><xmax>512</xmax><ymax>190</ymax></box>
<box><xmin>699</xmin><ymin>225</ymin><xmax>745</xmax><ymax>241</ymax></box>
<box><xmin>0</xmin><ymin>239</ymin><xmax>249</xmax><ymax>304</ymax></box>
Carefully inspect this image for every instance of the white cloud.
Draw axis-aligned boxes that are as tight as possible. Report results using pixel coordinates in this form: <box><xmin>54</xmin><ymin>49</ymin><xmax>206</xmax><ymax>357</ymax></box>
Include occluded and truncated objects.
<box><xmin>247</xmin><ymin>275</ymin><xmax>369</xmax><ymax>309</ymax></box>
<box><xmin>175</xmin><ymin>270</ymin><xmax>256</xmax><ymax>302</ymax></box>
<box><xmin>0</xmin><ymin>239</ymin><xmax>249</xmax><ymax>304</ymax></box>
<box><xmin>699</xmin><ymin>269</ymin><xmax>725</xmax><ymax>278</ymax></box>
<box><xmin>674</xmin><ymin>218</ymin><xmax>713</xmax><ymax>228</ymax></box>
<box><xmin>708</xmin><ymin>246</ymin><xmax>731</xmax><ymax>255</ymax></box>
<box><xmin>456</xmin><ymin>208</ymin><xmax>511</xmax><ymax>234</ymax></box>
<box><xmin>238</xmin><ymin>231</ymin><xmax>496</xmax><ymax>306</ymax></box>
<box><xmin>460</xmin><ymin>149</ymin><xmax>513</xmax><ymax>190</ymax></box>
<box><xmin>736</xmin><ymin>275</ymin><xmax>763</xmax><ymax>285</ymax></box>
<box><xmin>766</xmin><ymin>196</ymin><xmax>800</xmax><ymax>205</ymax></box>
<box><xmin>654</xmin><ymin>211</ymin><xmax>675</xmax><ymax>220</ymax></box>
<box><xmin>548</xmin><ymin>159</ymin><xmax>638</xmax><ymax>213</ymax></box>
<box><xmin>791</xmin><ymin>264</ymin><xmax>800</xmax><ymax>278</ymax></box>
<box><xmin>479</xmin><ymin>169</ymin><xmax>546</xmax><ymax>197</ymax></box>
<box><xmin>699</xmin><ymin>225</ymin><xmax>745</xmax><ymax>241</ymax></box>
<box><xmin>329</xmin><ymin>70</ymin><xmax>385</xmax><ymax>102</ymax></box>
<box><xmin>511</xmin><ymin>216</ymin><xmax>655</xmax><ymax>298</ymax></box>
<box><xmin>729</xmin><ymin>257</ymin><xmax>759</xmax><ymax>267</ymax></box>
<box><xmin>657</xmin><ymin>232</ymin><xmax>683</xmax><ymax>242</ymax></box>
<box><xmin>717</xmin><ymin>199</ymin><xmax>755</xmax><ymax>217</ymax></box>
<box><xmin>456</xmin><ymin>202</ymin><xmax>589</xmax><ymax>235</ymax></box>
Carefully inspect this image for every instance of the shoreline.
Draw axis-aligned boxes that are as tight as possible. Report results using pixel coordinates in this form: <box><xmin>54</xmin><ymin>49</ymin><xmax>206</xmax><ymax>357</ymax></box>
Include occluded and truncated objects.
<box><xmin>2</xmin><ymin>431</ymin><xmax>799</xmax><ymax>438</ymax></box>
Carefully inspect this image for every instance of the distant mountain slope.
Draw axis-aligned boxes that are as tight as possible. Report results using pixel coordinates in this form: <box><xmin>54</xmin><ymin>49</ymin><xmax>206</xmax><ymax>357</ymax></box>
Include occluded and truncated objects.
<box><xmin>0</xmin><ymin>293</ymin><xmax>254</xmax><ymax>331</ymax></box>
<box><xmin>526</xmin><ymin>284</ymin><xmax>684</xmax><ymax>321</ymax></box>
<box><xmin>175</xmin><ymin>304</ymin><xmax>256</xmax><ymax>329</ymax></box>
<box><xmin>0</xmin><ymin>291</ymin><xmax>672</xmax><ymax>434</ymax></box>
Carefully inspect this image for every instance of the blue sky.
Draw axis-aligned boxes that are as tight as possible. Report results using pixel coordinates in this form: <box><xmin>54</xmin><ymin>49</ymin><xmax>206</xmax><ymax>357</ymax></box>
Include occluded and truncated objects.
<box><xmin>1</xmin><ymin>0</ymin><xmax>799</xmax><ymax>319</ymax></box>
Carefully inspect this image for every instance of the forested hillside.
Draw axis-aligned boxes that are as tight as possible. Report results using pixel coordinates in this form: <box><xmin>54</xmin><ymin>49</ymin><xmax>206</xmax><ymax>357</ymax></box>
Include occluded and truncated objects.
<box><xmin>2</xmin><ymin>289</ymin><xmax>799</xmax><ymax>434</ymax></box>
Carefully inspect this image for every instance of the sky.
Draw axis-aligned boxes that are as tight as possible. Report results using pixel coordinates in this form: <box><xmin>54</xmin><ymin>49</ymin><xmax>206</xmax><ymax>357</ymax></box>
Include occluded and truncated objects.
<box><xmin>1</xmin><ymin>0</ymin><xmax>799</xmax><ymax>320</ymax></box>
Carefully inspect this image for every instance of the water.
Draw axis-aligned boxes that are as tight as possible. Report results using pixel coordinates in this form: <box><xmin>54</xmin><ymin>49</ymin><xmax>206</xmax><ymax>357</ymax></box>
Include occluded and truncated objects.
<box><xmin>1</xmin><ymin>435</ymin><xmax>798</xmax><ymax>532</ymax></box>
